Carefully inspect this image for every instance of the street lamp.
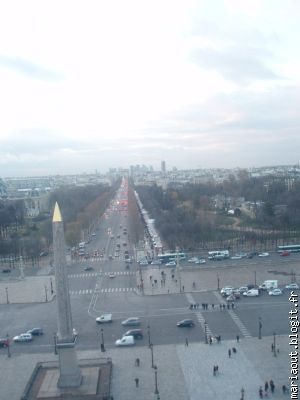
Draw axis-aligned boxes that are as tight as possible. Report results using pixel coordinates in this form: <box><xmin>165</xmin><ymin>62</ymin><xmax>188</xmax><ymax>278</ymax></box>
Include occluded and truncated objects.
<box><xmin>44</xmin><ymin>285</ymin><xmax>48</xmax><ymax>302</ymax></box>
<box><xmin>204</xmin><ymin>321</ymin><xmax>208</xmax><ymax>344</ymax></box>
<box><xmin>273</xmin><ymin>332</ymin><xmax>277</xmax><ymax>357</ymax></box>
<box><xmin>6</xmin><ymin>334</ymin><xmax>11</xmax><ymax>358</ymax></box>
<box><xmin>258</xmin><ymin>317</ymin><xmax>262</xmax><ymax>340</ymax></box>
<box><xmin>100</xmin><ymin>328</ymin><xmax>105</xmax><ymax>352</ymax></box>
<box><xmin>217</xmin><ymin>273</ymin><xmax>220</xmax><ymax>291</ymax></box>
<box><xmin>154</xmin><ymin>365</ymin><xmax>159</xmax><ymax>395</ymax></box>
<box><xmin>254</xmin><ymin>271</ymin><xmax>257</xmax><ymax>287</ymax></box>
<box><xmin>5</xmin><ymin>287</ymin><xmax>9</xmax><ymax>304</ymax></box>
<box><xmin>50</xmin><ymin>278</ymin><xmax>53</xmax><ymax>295</ymax></box>
<box><xmin>150</xmin><ymin>343</ymin><xmax>154</xmax><ymax>368</ymax></box>
<box><xmin>53</xmin><ymin>333</ymin><xmax>57</xmax><ymax>354</ymax></box>
<box><xmin>147</xmin><ymin>325</ymin><xmax>151</xmax><ymax>348</ymax></box>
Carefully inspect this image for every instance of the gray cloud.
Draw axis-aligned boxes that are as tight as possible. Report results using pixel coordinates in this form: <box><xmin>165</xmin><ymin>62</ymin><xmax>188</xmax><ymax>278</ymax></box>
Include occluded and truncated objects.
<box><xmin>0</xmin><ymin>55</ymin><xmax>61</xmax><ymax>81</ymax></box>
<box><xmin>191</xmin><ymin>45</ymin><xmax>280</xmax><ymax>84</ymax></box>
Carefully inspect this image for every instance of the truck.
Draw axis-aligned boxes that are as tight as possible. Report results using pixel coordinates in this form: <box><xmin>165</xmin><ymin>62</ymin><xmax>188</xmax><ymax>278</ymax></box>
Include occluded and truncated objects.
<box><xmin>259</xmin><ymin>280</ymin><xmax>278</xmax><ymax>290</ymax></box>
<box><xmin>95</xmin><ymin>314</ymin><xmax>113</xmax><ymax>324</ymax></box>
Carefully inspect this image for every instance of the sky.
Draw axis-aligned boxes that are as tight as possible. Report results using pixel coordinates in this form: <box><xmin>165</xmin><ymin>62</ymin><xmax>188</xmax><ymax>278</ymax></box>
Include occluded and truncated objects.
<box><xmin>0</xmin><ymin>0</ymin><xmax>300</xmax><ymax>177</ymax></box>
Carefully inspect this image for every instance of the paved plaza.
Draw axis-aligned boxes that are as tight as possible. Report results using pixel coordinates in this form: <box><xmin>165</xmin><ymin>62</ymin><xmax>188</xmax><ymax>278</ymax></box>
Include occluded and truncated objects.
<box><xmin>0</xmin><ymin>335</ymin><xmax>290</xmax><ymax>400</ymax></box>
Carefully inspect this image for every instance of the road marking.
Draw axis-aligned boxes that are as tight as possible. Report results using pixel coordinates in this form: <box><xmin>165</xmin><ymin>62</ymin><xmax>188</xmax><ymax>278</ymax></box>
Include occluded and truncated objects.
<box><xmin>68</xmin><ymin>271</ymin><xmax>135</xmax><ymax>278</ymax></box>
<box><xmin>195</xmin><ymin>311</ymin><xmax>213</xmax><ymax>337</ymax></box>
<box><xmin>213</xmin><ymin>291</ymin><xmax>252</xmax><ymax>338</ymax></box>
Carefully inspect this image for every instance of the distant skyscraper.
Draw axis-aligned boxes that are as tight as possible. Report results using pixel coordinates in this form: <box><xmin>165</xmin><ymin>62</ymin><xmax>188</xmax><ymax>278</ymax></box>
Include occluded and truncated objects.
<box><xmin>161</xmin><ymin>160</ymin><xmax>166</xmax><ymax>173</ymax></box>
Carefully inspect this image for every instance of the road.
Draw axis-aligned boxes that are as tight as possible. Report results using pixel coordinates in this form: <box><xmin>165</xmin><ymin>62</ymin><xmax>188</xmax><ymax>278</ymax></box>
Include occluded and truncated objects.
<box><xmin>0</xmin><ymin>186</ymin><xmax>294</xmax><ymax>357</ymax></box>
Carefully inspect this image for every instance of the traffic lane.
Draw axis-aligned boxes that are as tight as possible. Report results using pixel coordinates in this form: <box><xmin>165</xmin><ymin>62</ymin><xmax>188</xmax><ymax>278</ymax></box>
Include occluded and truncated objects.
<box><xmin>201</xmin><ymin>308</ymin><xmax>241</xmax><ymax>340</ymax></box>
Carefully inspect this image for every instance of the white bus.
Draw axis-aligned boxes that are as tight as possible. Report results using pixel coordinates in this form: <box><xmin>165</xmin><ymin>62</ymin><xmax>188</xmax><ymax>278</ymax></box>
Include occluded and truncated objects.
<box><xmin>208</xmin><ymin>250</ymin><xmax>229</xmax><ymax>260</ymax></box>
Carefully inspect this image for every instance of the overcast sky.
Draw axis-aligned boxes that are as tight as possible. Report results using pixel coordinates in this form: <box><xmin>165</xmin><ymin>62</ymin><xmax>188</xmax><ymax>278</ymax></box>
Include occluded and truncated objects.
<box><xmin>0</xmin><ymin>0</ymin><xmax>299</xmax><ymax>177</ymax></box>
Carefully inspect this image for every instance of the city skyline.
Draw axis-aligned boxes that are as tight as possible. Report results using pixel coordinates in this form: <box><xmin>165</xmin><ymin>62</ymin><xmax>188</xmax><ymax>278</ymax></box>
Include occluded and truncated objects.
<box><xmin>0</xmin><ymin>0</ymin><xmax>300</xmax><ymax>177</ymax></box>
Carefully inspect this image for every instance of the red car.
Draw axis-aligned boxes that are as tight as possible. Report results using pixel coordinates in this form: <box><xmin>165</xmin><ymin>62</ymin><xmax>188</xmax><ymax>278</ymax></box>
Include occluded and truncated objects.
<box><xmin>280</xmin><ymin>251</ymin><xmax>291</xmax><ymax>256</ymax></box>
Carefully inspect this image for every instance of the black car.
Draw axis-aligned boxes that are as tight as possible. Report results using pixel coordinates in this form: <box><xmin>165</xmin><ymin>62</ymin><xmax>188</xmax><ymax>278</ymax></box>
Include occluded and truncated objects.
<box><xmin>0</xmin><ymin>338</ymin><xmax>9</xmax><ymax>348</ymax></box>
<box><xmin>177</xmin><ymin>319</ymin><xmax>195</xmax><ymax>327</ymax></box>
<box><xmin>2</xmin><ymin>269</ymin><xmax>11</xmax><ymax>273</ymax></box>
<box><xmin>27</xmin><ymin>328</ymin><xmax>43</xmax><ymax>336</ymax></box>
<box><xmin>123</xmin><ymin>329</ymin><xmax>143</xmax><ymax>339</ymax></box>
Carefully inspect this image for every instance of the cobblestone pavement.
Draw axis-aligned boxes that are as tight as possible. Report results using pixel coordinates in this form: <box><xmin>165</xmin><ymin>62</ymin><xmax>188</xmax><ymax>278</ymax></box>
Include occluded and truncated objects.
<box><xmin>0</xmin><ymin>335</ymin><xmax>289</xmax><ymax>400</ymax></box>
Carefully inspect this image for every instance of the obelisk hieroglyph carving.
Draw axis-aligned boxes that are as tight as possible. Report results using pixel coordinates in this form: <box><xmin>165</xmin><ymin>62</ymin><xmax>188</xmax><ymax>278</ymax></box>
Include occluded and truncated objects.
<box><xmin>52</xmin><ymin>202</ymin><xmax>82</xmax><ymax>388</ymax></box>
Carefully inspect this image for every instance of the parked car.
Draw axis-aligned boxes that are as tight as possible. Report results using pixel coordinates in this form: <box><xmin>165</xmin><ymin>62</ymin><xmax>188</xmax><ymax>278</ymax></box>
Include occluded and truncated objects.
<box><xmin>258</xmin><ymin>252</ymin><xmax>269</xmax><ymax>257</ymax></box>
<box><xmin>195</xmin><ymin>258</ymin><xmax>206</xmax><ymax>264</ymax></box>
<box><xmin>0</xmin><ymin>338</ymin><xmax>9</xmax><ymax>348</ymax></box>
<box><xmin>13</xmin><ymin>333</ymin><xmax>33</xmax><ymax>342</ymax></box>
<box><xmin>26</xmin><ymin>327</ymin><xmax>43</xmax><ymax>336</ymax></box>
<box><xmin>84</xmin><ymin>266</ymin><xmax>94</xmax><ymax>271</ymax></box>
<box><xmin>177</xmin><ymin>319</ymin><xmax>195</xmax><ymax>327</ymax></box>
<box><xmin>166</xmin><ymin>261</ymin><xmax>176</xmax><ymax>267</ymax></box>
<box><xmin>123</xmin><ymin>329</ymin><xmax>143</xmax><ymax>339</ymax></box>
<box><xmin>238</xmin><ymin>286</ymin><xmax>249</xmax><ymax>294</ymax></box>
<box><xmin>121</xmin><ymin>317</ymin><xmax>140</xmax><ymax>326</ymax></box>
<box><xmin>115</xmin><ymin>335</ymin><xmax>135</xmax><ymax>347</ymax></box>
<box><xmin>280</xmin><ymin>250</ymin><xmax>291</xmax><ymax>256</ymax></box>
<box><xmin>269</xmin><ymin>288</ymin><xmax>283</xmax><ymax>296</ymax></box>
<box><xmin>243</xmin><ymin>289</ymin><xmax>259</xmax><ymax>297</ymax></box>
<box><xmin>286</xmin><ymin>283</ymin><xmax>299</xmax><ymax>290</ymax></box>
<box><xmin>1</xmin><ymin>269</ymin><xmax>11</xmax><ymax>273</ymax></box>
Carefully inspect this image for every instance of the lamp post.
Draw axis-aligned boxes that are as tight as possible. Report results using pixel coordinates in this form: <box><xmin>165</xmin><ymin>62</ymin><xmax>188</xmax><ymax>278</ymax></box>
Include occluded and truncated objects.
<box><xmin>6</xmin><ymin>334</ymin><xmax>11</xmax><ymax>358</ymax></box>
<box><xmin>50</xmin><ymin>278</ymin><xmax>53</xmax><ymax>295</ymax></box>
<box><xmin>147</xmin><ymin>325</ymin><xmax>151</xmax><ymax>348</ymax></box>
<box><xmin>241</xmin><ymin>387</ymin><xmax>245</xmax><ymax>400</ymax></box>
<box><xmin>154</xmin><ymin>365</ymin><xmax>159</xmax><ymax>395</ymax></box>
<box><xmin>101</xmin><ymin>328</ymin><xmax>105</xmax><ymax>352</ymax></box>
<box><xmin>53</xmin><ymin>333</ymin><xmax>57</xmax><ymax>355</ymax></box>
<box><xmin>5</xmin><ymin>287</ymin><xmax>9</xmax><ymax>304</ymax></box>
<box><xmin>150</xmin><ymin>343</ymin><xmax>154</xmax><ymax>368</ymax></box>
<box><xmin>44</xmin><ymin>285</ymin><xmax>48</xmax><ymax>302</ymax></box>
<box><xmin>258</xmin><ymin>317</ymin><xmax>262</xmax><ymax>340</ymax></box>
<box><xmin>254</xmin><ymin>271</ymin><xmax>257</xmax><ymax>287</ymax></box>
<box><xmin>217</xmin><ymin>273</ymin><xmax>220</xmax><ymax>291</ymax></box>
<box><xmin>273</xmin><ymin>332</ymin><xmax>277</xmax><ymax>357</ymax></box>
<box><xmin>204</xmin><ymin>320</ymin><xmax>208</xmax><ymax>344</ymax></box>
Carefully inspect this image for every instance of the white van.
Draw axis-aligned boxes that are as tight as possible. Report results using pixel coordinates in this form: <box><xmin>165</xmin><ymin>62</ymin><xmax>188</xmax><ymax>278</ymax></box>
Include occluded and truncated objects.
<box><xmin>115</xmin><ymin>335</ymin><xmax>135</xmax><ymax>346</ymax></box>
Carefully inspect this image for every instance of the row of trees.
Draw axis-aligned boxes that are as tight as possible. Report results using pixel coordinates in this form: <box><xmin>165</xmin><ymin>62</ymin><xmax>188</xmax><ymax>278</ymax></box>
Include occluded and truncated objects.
<box><xmin>0</xmin><ymin>182</ymin><xmax>119</xmax><ymax>262</ymax></box>
<box><xmin>135</xmin><ymin>174</ymin><xmax>300</xmax><ymax>251</ymax></box>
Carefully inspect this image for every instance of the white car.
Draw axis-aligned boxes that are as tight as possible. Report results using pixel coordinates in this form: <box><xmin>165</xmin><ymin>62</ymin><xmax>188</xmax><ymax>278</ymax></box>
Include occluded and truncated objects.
<box><xmin>188</xmin><ymin>257</ymin><xmax>198</xmax><ymax>263</ymax></box>
<box><xmin>220</xmin><ymin>287</ymin><xmax>234</xmax><ymax>295</ymax></box>
<box><xmin>230</xmin><ymin>255</ymin><xmax>242</xmax><ymax>260</ymax></box>
<box><xmin>258</xmin><ymin>252</ymin><xmax>269</xmax><ymax>257</ymax></box>
<box><xmin>13</xmin><ymin>333</ymin><xmax>33</xmax><ymax>342</ymax></box>
<box><xmin>286</xmin><ymin>283</ymin><xmax>299</xmax><ymax>290</ymax></box>
<box><xmin>166</xmin><ymin>261</ymin><xmax>176</xmax><ymax>267</ymax></box>
<box><xmin>195</xmin><ymin>259</ymin><xmax>206</xmax><ymax>264</ymax></box>
<box><xmin>269</xmin><ymin>289</ymin><xmax>283</xmax><ymax>296</ymax></box>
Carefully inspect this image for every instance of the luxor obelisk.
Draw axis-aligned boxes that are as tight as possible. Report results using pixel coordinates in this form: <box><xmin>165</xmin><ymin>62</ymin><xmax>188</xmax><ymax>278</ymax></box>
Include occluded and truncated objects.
<box><xmin>52</xmin><ymin>202</ymin><xmax>82</xmax><ymax>388</ymax></box>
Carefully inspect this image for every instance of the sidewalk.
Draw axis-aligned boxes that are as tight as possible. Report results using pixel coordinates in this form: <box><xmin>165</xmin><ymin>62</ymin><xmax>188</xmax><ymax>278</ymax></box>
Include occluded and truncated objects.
<box><xmin>0</xmin><ymin>335</ymin><xmax>289</xmax><ymax>400</ymax></box>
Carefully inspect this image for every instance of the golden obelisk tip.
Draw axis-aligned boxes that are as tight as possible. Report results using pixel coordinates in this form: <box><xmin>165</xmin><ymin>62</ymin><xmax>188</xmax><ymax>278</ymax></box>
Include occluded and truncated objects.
<box><xmin>53</xmin><ymin>202</ymin><xmax>62</xmax><ymax>222</ymax></box>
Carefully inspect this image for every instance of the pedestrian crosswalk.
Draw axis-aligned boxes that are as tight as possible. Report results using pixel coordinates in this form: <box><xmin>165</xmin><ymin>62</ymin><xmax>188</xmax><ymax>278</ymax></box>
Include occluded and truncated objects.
<box><xmin>227</xmin><ymin>309</ymin><xmax>252</xmax><ymax>338</ymax></box>
<box><xmin>68</xmin><ymin>271</ymin><xmax>135</xmax><ymax>278</ymax></box>
<box><xmin>69</xmin><ymin>287</ymin><xmax>137</xmax><ymax>296</ymax></box>
<box><xmin>195</xmin><ymin>311</ymin><xmax>214</xmax><ymax>337</ymax></box>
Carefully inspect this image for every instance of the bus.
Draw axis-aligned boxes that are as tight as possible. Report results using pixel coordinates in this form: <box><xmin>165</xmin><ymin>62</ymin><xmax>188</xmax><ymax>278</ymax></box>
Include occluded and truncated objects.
<box><xmin>157</xmin><ymin>252</ymin><xmax>186</xmax><ymax>264</ymax></box>
<box><xmin>277</xmin><ymin>245</ymin><xmax>300</xmax><ymax>253</ymax></box>
<box><xmin>208</xmin><ymin>250</ymin><xmax>229</xmax><ymax>260</ymax></box>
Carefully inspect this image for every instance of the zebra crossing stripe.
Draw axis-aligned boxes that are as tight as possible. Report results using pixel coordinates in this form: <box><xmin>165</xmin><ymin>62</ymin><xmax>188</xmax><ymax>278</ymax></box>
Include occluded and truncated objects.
<box><xmin>195</xmin><ymin>312</ymin><xmax>213</xmax><ymax>337</ymax></box>
<box><xmin>227</xmin><ymin>309</ymin><xmax>252</xmax><ymax>338</ymax></box>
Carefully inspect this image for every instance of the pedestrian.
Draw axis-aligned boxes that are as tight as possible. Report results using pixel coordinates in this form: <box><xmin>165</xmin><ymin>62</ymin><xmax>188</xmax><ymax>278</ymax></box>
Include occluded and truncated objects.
<box><xmin>219</xmin><ymin>304</ymin><xmax>222</xmax><ymax>310</ymax></box>
<box><xmin>212</xmin><ymin>303</ymin><xmax>215</xmax><ymax>309</ymax></box>
<box><xmin>182</xmin><ymin>285</ymin><xmax>184</xmax><ymax>291</ymax></box>
<box><xmin>202</xmin><ymin>303</ymin><xmax>205</xmax><ymax>310</ymax></box>
<box><xmin>271</xmin><ymin>343</ymin><xmax>274</xmax><ymax>352</ymax></box>
<box><xmin>236</xmin><ymin>335</ymin><xmax>239</xmax><ymax>343</ymax></box>
<box><xmin>264</xmin><ymin>381</ymin><xmax>269</xmax><ymax>392</ymax></box>
<box><xmin>185</xmin><ymin>337</ymin><xmax>189</xmax><ymax>346</ymax></box>
<box><xmin>135</xmin><ymin>378</ymin><xmax>139</xmax><ymax>388</ymax></box>
<box><xmin>231</xmin><ymin>302</ymin><xmax>234</xmax><ymax>309</ymax></box>
<box><xmin>270</xmin><ymin>380</ymin><xmax>275</xmax><ymax>393</ymax></box>
<box><xmin>228</xmin><ymin>349</ymin><xmax>231</xmax><ymax>358</ymax></box>
<box><xmin>209</xmin><ymin>336</ymin><xmax>212</xmax><ymax>345</ymax></box>
<box><xmin>259</xmin><ymin>386</ymin><xmax>263</xmax><ymax>399</ymax></box>
<box><xmin>150</xmin><ymin>276</ymin><xmax>152</xmax><ymax>281</ymax></box>
<box><xmin>213</xmin><ymin>365</ymin><xmax>216</xmax><ymax>376</ymax></box>
<box><xmin>232</xmin><ymin>347</ymin><xmax>236</xmax><ymax>353</ymax></box>
<box><xmin>135</xmin><ymin>358</ymin><xmax>140</xmax><ymax>367</ymax></box>
<box><xmin>227</xmin><ymin>303</ymin><xmax>230</xmax><ymax>309</ymax></box>
<box><xmin>216</xmin><ymin>365</ymin><xmax>219</xmax><ymax>373</ymax></box>
<box><xmin>282</xmin><ymin>384</ymin><xmax>288</xmax><ymax>394</ymax></box>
